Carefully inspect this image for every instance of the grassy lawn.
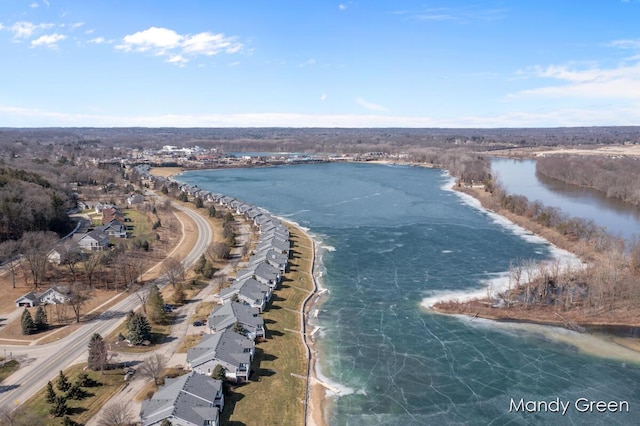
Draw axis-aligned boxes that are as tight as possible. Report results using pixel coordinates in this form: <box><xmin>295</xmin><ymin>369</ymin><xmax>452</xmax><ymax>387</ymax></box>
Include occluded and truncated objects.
<box><xmin>176</xmin><ymin>334</ymin><xmax>203</xmax><ymax>353</ymax></box>
<box><xmin>106</xmin><ymin>314</ymin><xmax>173</xmax><ymax>354</ymax></box>
<box><xmin>222</xmin><ymin>225</ymin><xmax>313</xmax><ymax>426</ymax></box>
<box><xmin>192</xmin><ymin>301</ymin><xmax>215</xmax><ymax>323</ymax></box>
<box><xmin>20</xmin><ymin>363</ymin><xmax>126</xmax><ymax>426</ymax></box>
<box><xmin>0</xmin><ymin>359</ymin><xmax>19</xmax><ymax>383</ymax></box>
<box><xmin>125</xmin><ymin>209</ymin><xmax>153</xmax><ymax>241</ymax></box>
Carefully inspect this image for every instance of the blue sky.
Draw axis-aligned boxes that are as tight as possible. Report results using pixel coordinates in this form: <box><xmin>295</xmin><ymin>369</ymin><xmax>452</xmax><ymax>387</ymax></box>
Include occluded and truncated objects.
<box><xmin>1</xmin><ymin>0</ymin><xmax>640</xmax><ymax>127</ymax></box>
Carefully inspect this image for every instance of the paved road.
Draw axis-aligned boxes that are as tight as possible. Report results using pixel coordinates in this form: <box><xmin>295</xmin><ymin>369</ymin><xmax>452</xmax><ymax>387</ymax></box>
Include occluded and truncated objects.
<box><xmin>0</xmin><ymin>201</ymin><xmax>212</xmax><ymax>411</ymax></box>
<box><xmin>85</xmin><ymin>210</ymin><xmax>254</xmax><ymax>425</ymax></box>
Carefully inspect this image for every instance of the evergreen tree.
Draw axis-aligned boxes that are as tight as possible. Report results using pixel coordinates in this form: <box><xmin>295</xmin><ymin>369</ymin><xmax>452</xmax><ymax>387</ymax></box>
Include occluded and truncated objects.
<box><xmin>125</xmin><ymin>310</ymin><xmax>135</xmax><ymax>326</ymax></box>
<box><xmin>57</xmin><ymin>370</ymin><xmax>71</xmax><ymax>392</ymax></box>
<box><xmin>126</xmin><ymin>312</ymin><xmax>152</xmax><ymax>345</ymax></box>
<box><xmin>211</xmin><ymin>364</ymin><xmax>227</xmax><ymax>382</ymax></box>
<box><xmin>194</xmin><ymin>197</ymin><xmax>204</xmax><ymax>208</ymax></box>
<box><xmin>88</xmin><ymin>333</ymin><xmax>107</xmax><ymax>372</ymax></box>
<box><xmin>66</xmin><ymin>382</ymin><xmax>87</xmax><ymax>400</ymax></box>
<box><xmin>20</xmin><ymin>308</ymin><xmax>37</xmax><ymax>335</ymax></box>
<box><xmin>232</xmin><ymin>322</ymin><xmax>245</xmax><ymax>335</ymax></box>
<box><xmin>193</xmin><ymin>254</ymin><xmax>206</xmax><ymax>274</ymax></box>
<box><xmin>202</xmin><ymin>261</ymin><xmax>216</xmax><ymax>279</ymax></box>
<box><xmin>76</xmin><ymin>372</ymin><xmax>93</xmax><ymax>387</ymax></box>
<box><xmin>208</xmin><ymin>205</ymin><xmax>216</xmax><ymax>217</ymax></box>
<box><xmin>45</xmin><ymin>381</ymin><xmax>56</xmax><ymax>404</ymax></box>
<box><xmin>50</xmin><ymin>395</ymin><xmax>68</xmax><ymax>417</ymax></box>
<box><xmin>146</xmin><ymin>285</ymin><xmax>166</xmax><ymax>324</ymax></box>
<box><xmin>160</xmin><ymin>419</ymin><xmax>173</xmax><ymax>426</ymax></box>
<box><xmin>34</xmin><ymin>305</ymin><xmax>47</xmax><ymax>331</ymax></box>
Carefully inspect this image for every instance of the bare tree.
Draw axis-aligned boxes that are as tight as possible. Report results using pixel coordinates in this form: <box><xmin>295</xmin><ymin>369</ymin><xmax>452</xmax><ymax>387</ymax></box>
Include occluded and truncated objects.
<box><xmin>82</xmin><ymin>252</ymin><xmax>103</xmax><ymax>288</ymax></box>
<box><xmin>58</xmin><ymin>240</ymin><xmax>82</xmax><ymax>282</ymax></box>
<box><xmin>98</xmin><ymin>401</ymin><xmax>135</xmax><ymax>426</ymax></box>
<box><xmin>208</xmin><ymin>242</ymin><xmax>231</xmax><ymax>261</ymax></box>
<box><xmin>67</xmin><ymin>283</ymin><xmax>94</xmax><ymax>323</ymax></box>
<box><xmin>139</xmin><ymin>353</ymin><xmax>166</xmax><ymax>386</ymax></box>
<box><xmin>0</xmin><ymin>240</ymin><xmax>20</xmax><ymax>288</ymax></box>
<box><xmin>131</xmin><ymin>283</ymin><xmax>151</xmax><ymax>315</ymax></box>
<box><xmin>121</xmin><ymin>254</ymin><xmax>146</xmax><ymax>288</ymax></box>
<box><xmin>20</xmin><ymin>231</ymin><xmax>58</xmax><ymax>289</ymax></box>
<box><xmin>161</xmin><ymin>257</ymin><xmax>185</xmax><ymax>287</ymax></box>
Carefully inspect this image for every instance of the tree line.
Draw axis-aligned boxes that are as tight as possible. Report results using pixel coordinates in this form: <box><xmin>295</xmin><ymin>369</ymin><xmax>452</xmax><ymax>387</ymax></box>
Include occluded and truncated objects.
<box><xmin>536</xmin><ymin>155</ymin><xmax>640</xmax><ymax>206</ymax></box>
<box><xmin>0</xmin><ymin>166</ymin><xmax>74</xmax><ymax>242</ymax></box>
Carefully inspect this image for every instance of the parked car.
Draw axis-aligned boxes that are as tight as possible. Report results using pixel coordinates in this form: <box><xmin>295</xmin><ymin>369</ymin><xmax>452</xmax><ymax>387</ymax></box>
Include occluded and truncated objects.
<box><xmin>192</xmin><ymin>320</ymin><xmax>204</xmax><ymax>327</ymax></box>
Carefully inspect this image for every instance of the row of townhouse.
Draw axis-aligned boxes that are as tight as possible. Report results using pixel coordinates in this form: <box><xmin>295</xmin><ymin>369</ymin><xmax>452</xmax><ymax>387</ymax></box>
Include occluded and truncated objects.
<box><xmin>184</xmin><ymin>193</ymin><xmax>292</xmax><ymax>385</ymax></box>
<box><xmin>136</xmin><ymin>167</ymin><xmax>293</xmax><ymax>426</ymax></box>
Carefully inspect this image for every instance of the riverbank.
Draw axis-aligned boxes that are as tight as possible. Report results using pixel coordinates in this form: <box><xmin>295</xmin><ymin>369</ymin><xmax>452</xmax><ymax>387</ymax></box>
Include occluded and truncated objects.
<box><xmin>431</xmin><ymin>184</ymin><xmax>640</xmax><ymax>334</ymax></box>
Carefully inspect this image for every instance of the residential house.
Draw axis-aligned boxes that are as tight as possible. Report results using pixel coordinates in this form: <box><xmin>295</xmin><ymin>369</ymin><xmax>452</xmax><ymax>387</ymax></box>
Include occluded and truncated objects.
<box><xmin>101</xmin><ymin>207</ymin><xmax>125</xmax><ymax>225</ymax></box>
<box><xmin>187</xmin><ymin>329</ymin><xmax>254</xmax><ymax>382</ymax></box>
<box><xmin>256</xmin><ymin>237</ymin><xmax>290</xmax><ymax>258</ymax></box>
<box><xmin>15</xmin><ymin>285</ymin><xmax>71</xmax><ymax>308</ymax></box>
<box><xmin>47</xmin><ymin>240</ymin><xmax>82</xmax><ymax>265</ymax></box>
<box><xmin>208</xmin><ymin>301</ymin><xmax>265</xmax><ymax>340</ymax></box>
<box><xmin>75</xmin><ymin>229</ymin><xmax>110</xmax><ymax>251</ymax></box>
<box><xmin>251</xmin><ymin>248</ymin><xmax>288</xmax><ymax>273</ymax></box>
<box><xmin>127</xmin><ymin>193</ymin><xmax>145</xmax><ymax>206</ymax></box>
<box><xmin>218</xmin><ymin>278</ymin><xmax>271</xmax><ymax>312</ymax></box>
<box><xmin>139</xmin><ymin>372</ymin><xmax>223</xmax><ymax>426</ymax></box>
<box><xmin>15</xmin><ymin>292</ymin><xmax>39</xmax><ymax>308</ymax></box>
<box><xmin>100</xmin><ymin>219</ymin><xmax>127</xmax><ymax>238</ymax></box>
<box><xmin>38</xmin><ymin>285</ymin><xmax>70</xmax><ymax>304</ymax></box>
<box><xmin>236</xmin><ymin>262</ymin><xmax>281</xmax><ymax>289</ymax></box>
<box><xmin>94</xmin><ymin>202</ymin><xmax>115</xmax><ymax>214</ymax></box>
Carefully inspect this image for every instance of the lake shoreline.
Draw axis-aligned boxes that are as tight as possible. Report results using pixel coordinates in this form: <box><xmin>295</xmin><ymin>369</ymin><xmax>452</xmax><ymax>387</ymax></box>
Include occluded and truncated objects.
<box><xmin>431</xmin><ymin>183</ymin><xmax>640</xmax><ymax>345</ymax></box>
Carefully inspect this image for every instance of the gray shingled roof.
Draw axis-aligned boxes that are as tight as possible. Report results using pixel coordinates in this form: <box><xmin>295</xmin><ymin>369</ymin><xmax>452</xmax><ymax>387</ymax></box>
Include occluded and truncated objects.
<box><xmin>187</xmin><ymin>329</ymin><xmax>253</xmax><ymax>370</ymax></box>
<box><xmin>139</xmin><ymin>372</ymin><xmax>222</xmax><ymax>426</ymax></box>
<box><xmin>208</xmin><ymin>301</ymin><xmax>264</xmax><ymax>332</ymax></box>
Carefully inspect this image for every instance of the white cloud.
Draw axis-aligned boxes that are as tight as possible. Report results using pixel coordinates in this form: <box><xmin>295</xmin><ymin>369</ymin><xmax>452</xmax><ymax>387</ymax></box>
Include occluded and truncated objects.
<box><xmin>116</xmin><ymin>26</ymin><xmax>243</xmax><ymax>65</ymax></box>
<box><xmin>298</xmin><ymin>58</ymin><xmax>316</xmax><ymax>67</ymax></box>
<box><xmin>69</xmin><ymin>22</ymin><xmax>85</xmax><ymax>31</ymax></box>
<box><xmin>5</xmin><ymin>21</ymin><xmax>56</xmax><ymax>41</ymax></box>
<box><xmin>9</xmin><ymin>21</ymin><xmax>38</xmax><ymax>39</ymax></box>
<box><xmin>167</xmin><ymin>55</ymin><xmax>188</xmax><ymax>66</ymax></box>
<box><xmin>510</xmin><ymin>62</ymin><xmax>640</xmax><ymax>100</ymax></box>
<box><xmin>29</xmin><ymin>3</ymin><xmax>39</xmax><ymax>8</ymax></box>
<box><xmin>3</xmin><ymin>105</ymin><xmax>640</xmax><ymax>128</ymax></box>
<box><xmin>339</xmin><ymin>4</ymin><xmax>347</xmax><ymax>11</ymax></box>
<box><xmin>117</xmin><ymin>27</ymin><xmax>182</xmax><ymax>53</ymax></box>
<box><xmin>356</xmin><ymin>98</ymin><xmax>389</xmax><ymax>112</ymax></box>
<box><xmin>608</xmin><ymin>39</ymin><xmax>640</xmax><ymax>49</ymax></box>
<box><xmin>397</xmin><ymin>7</ymin><xmax>506</xmax><ymax>23</ymax></box>
<box><xmin>228</xmin><ymin>61</ymin><xmax>241</xmax><ymax>67</ymax></box>
<box><xmin>31</xmin><ymin>33</ymin><xmax>66</xmax><ymax>48</ymax></box>
<box><xmin>87</xmin><ymin>37</ymin><xmax>106</xmax><ymax>44</ymax></box>
<box><xmin>182</xmin><ymin>32</ymin><xmax>241</xmax><ymax>55</ymax></box>
<box><xmin>43</xmin><ymin>0</ymin><xmax>50</xmax><ymax>7</ymax></box>
<box><xmin>321</xmin><ymin>93</ymin><xmax>327</xmax><ymax>101</ymax></box>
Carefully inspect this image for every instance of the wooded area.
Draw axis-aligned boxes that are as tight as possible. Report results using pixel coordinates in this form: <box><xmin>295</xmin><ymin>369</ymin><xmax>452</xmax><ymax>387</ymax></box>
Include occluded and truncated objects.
<box><xmin>537</xmin><ymin>155</ymin><xmax>640</xmax><ymax>206</ymax></box>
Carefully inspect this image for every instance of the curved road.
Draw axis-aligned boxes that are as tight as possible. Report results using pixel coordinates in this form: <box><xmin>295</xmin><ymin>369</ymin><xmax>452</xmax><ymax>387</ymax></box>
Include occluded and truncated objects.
<box><xmin>0</xmin><ymin>201</ymin><xmax>212</xmax><ymax>411</ymax></box>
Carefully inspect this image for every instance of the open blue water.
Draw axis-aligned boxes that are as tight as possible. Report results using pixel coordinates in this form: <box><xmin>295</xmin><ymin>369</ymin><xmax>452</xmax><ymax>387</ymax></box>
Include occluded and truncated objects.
<box><xmin>179</xmin><ymin>163</ymin><xmax>640</xmax><ymax>425</ymax></box>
